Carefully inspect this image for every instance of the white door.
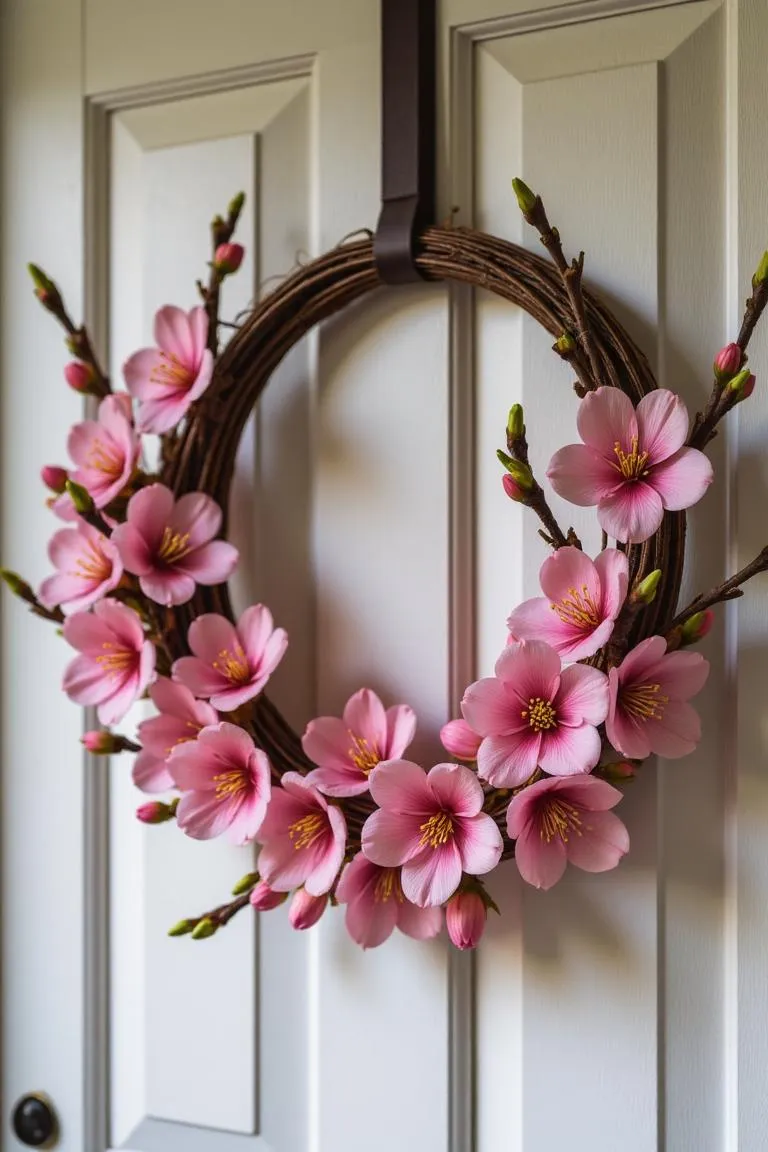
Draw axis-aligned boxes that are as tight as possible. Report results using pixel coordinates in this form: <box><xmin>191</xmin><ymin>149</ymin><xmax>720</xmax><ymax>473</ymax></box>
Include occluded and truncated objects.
<box><xmin>2</xmin><ymin>1</ymin><xmax>768</xmax><ymax>1149</ymax></box>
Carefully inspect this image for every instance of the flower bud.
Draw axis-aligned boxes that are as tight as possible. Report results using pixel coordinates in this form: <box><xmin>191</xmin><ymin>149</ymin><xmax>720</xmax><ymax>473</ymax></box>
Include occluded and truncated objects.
<box><xmin>440</xmin><ymin>719</ymin><xmax>482</xmax><ymax>761</ymax></box>
<box><xmin>41</xmin><ymin>464</ymin><xmax>69</xmax><ymax>494</ymax></box>
<box><xmin>27</xmin><ymin>263</ymin><xmax>61</xmax><ymax>311</ymax></box>
<box><xmin>65</xmin><ymin>479</ymin><xmax>95</xmax><ymax>516</ymax></box>
<box><xmin>191</xmin><ymin>917</ymin><xmax>218</xmax><ymax>940</ymax></box>
<box><xmin>64</xmin><ymin>361</ymin><xmax>94</xmax><ymax>394</ymax></box>
<box><xmin>250</xmin><ymin>880</ymin><xmax>288</xmax><ymax>911</ymax></box>
<box><xmin>511</xmin><ymin>177</ymin><xmax>537</xmax><ymax>216</ymax></box>
<box><xmin>136</xmin><ymin>800</ymin><xmax>175</xmax><ymax>825</ymax></box>
<box><xmin>228</xmin><ymin>191</ymin><xmax>246</xmax><ymax>220</ymax></box>
<box><xmin>83</xmin><ymin>730</ymin><xmax>117</xmax><ymax>754</ymax></box>
<box><xmin>726</xmin><ymin>366</ymin><xmax>755</xmax><ymax>401</ymax></box>
<box><xmin>446</xmin><ymin>890</ymin><xmax>487</xmax><ymax>950</ymax></box>
<box><xmin>496</xmin><ymin>451</ymin><xmax>534</xmax><ymax>491</ymax></box>
<box><xmin>598</xmin><ymin>760</ymin><xmax>637</xmax><ymax>783</ymax></box>
<box><xmin>231</xmin><ymin>871</ymin><xmax>259</xmax><ymax>897</ymax></box>
<box><xmin>214</xmin><ymin>242</ymin><xmax>245</xmax><ymax>275</ymax></box>
<box><xmin>632</xmin><ymin>568</ymin><xmax>662</xmax><ymax>605</ymax></box>
<box><xmin>506</xmin><ymin>404</ymin><xmax>524</xmax><ymax>443</ymax></box>
<box><xmin>753</xmin><ymin>250</ymin><xmax>768</xmax><ymax>287</ymax></box>
<box><xmin>502</xmin><ymin>473</ymin><xmax>527</xmax><ymax>503</ymax></box>
<box><xmin>288</xmin><ymin>888</ymin><xmax>327</xmax><ymax>930</ymax></box>
<box><xmin>554</xmin><ymin>332</ymin><xmax>577</xmax><ymax>357</ymax></box>
<box><xmin>680</xmin><ymin>608</ymin><xmax>714</xmax><ymax>646</ymax></box>
<box><xmin>713</xmin><ymin>342</ymin><xmax>743</xmax><ymax>382</ymax></box>
<box><xmin>168</xmin><ymin>919</ymin><xmax>196</xmax><ymax>937</ymax></box>
<box><xmin>0</xmin><ymin>568</ymin><xmax>35</xmax><ymax>603</ymax></box>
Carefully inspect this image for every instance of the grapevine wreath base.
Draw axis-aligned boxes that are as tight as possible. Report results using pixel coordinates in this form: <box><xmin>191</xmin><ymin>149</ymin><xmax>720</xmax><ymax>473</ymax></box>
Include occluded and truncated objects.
<box><xmin>7</xmin><ymin>183</ymin><xmax>768</xmax><ymax>949</ymax></box>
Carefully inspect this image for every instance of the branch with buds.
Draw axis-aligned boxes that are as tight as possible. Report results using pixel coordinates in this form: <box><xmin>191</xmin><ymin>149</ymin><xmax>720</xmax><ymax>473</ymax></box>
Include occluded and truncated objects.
<box><xmin>197</xmin><ymin>191</ymin><xmax>247</xmax><ymax>359</ymax></box>
<box><xmin>27</xmin><ymin>264</ymin><xmax>111</xmax><ymax>398</ymax></box>
<box><xmin>500</xmin><ymin>403</ymin><xmax>580</xmax><ymax>550</ymax></box>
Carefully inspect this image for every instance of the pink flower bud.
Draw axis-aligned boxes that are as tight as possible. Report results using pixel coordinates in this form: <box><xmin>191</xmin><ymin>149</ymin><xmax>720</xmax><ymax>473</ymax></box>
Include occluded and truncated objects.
<box><xmin>599</xmin><ymin>760</ymin><xmax>637</xmax><ymax>783</ymax></box>
<box><xmin>502</xmin><ymin>473</ymin><xmax>526</xmax><ymax>502</ymax></box>
<box><xmin>250</xmin><ymin>880</ymin><xmax>287</xmax><ymax>911</ymax></box>
<box><xmin>446</xmin><ymin>891</ymin><xmax>487</xmax><ymax>950</ymax></box>
<box><xmin>41</xmin><ymin>464</ymin><xmax>69</xmax><ymax>494</ymax></box>
<box><xmin>288</xmin><ymin>888</ymin><xmax>327</xmax><ymax>930</ymax></box>
<box><xmin>440</xmin><ymin>719</ymin><xmax>482</xmax><ymax>761</ymax></box>
<box><xmin>64</xmin><ymin>360</ymin><xmax>95</xmax><ymax>394</ymax></box>
<box><xmin>742</xmin><ymin>373</ymin><xmax>756</xmax><ymax>399</ymax></box>
<box><xmin>136</xmin><ymin>801</ymin><xmax>174</xmax><ymax>825</ymax></box>
<box><xmin>214</xmin><ymin>242</ymin><xmax>244</xmax><ymax>275</ymax></box>
<box><xmin>680</xmin><ymin>608</ymin><xmax>715</xmax><ymax>645</ymax></box>
<box><xmin>713</xmin><ymin>342</ymin><xmax>743</xmax><ymax>381</ymax></box>
<box><xmin>82</xmin><ymin>729</ymin><xmax>114</xmax><ymax>754</ymax></box>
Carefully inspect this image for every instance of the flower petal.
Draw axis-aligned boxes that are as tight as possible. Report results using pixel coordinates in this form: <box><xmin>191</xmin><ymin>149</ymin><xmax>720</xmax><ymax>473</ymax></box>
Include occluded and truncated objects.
<box><xmin>476</xmin><ymin>730</ymin><xmax>542</xmax><ymax>788</ymax></box>
<box><xmin>565</xmin><ymin>809</ymin><xmax>629</xmax><ymax>872</ymax></box>
<box><xmin>650</xmin><ymin>447</ymin><xmax>713</xmax><ymax>512</ymax></box>
<box><xmin>494</xmin><ymin>640</ymin><xmax>561</xmax><ymax>708</ymax></box>
<box><xmin>597</xmin><ymin>482</ymin><xmax>664</xmax><ymax>544</ymax></box>
<box><xmin>345</xmin><ymin>890</ymin><xmax>399</xmax><ymax>949</ymax></box>
<box><xmin>577</xmin><ymin>387</ymin><xmax>638</xmax><ymax>456</ymax></box>
<box><xmin>593</xmin><ymin>547</ymin><xmax>630</xmax><ymax>620</ymax></box>
<box><xmin>397</xmin><ymin>901</ymin><xmax>443</xmax><ymax>941</ymax></box>
<box><xmin>343</xmin><ymin>688</ymin><xmax>388</xmax><ymax>751</ymax></box>
<box><xmin>539</xmin><ymin>546</ymin><xmax>600</xmax><ymax>606</ymax></box>
<box><xmin>538</xmin><ymin>722</ymin><xmax>602</xmax><ymax>776</ymax></box>
<box><xmin>556</xmin><ymin>663</ymin><xmax>610</xmax><ymax>727</ymax></box>
<box><xmin>368</xmin><ymin>758</ymin><xmax>433</xmax><ymax>814</ymax></box>
<box><xmin>132</xmin><ymin>749</ymin><xmax>174</xmax><ymax>793</ymax></box>
<box><xmin>461</xmin><ymin>677</ymin><xmax>517</xmax><ymax>737</ymax></box>
<box><xmin>547</xmin><ymin>444</ymin><xmax>622</xmax><ymax>506</ymax></box>
<box><xmin>302</xmin><ymin>716</ymin><xmax>358</xmax><ymax>772</ymax></box>
<box><xmin>636</xmin><ymin>389</ymin><xmax>689</xmax><ymax>464</ymax></box>
<box><xmin>384</xmin><ymin>704</ymin><xmax>417</xmax><ymax>759</ymax></box>
<box><xmin>427</xmin><ymin>762</ymin><xmax>484</xmax><ymax>817</ymax></box>
<box><xmin>454</xmin><ymin>812</ymin><xmax>503</xmax><ymax>875</ymax></box>
<box><xmin>646</xmin><ymin>700</ymin><xmax>701</xmax><ymax>758</ymax></box>
<box><xmin>401</xmin><ymin>842</ymin><xmax>463</xmax><ymax>907</ymax></box>
<box><xmin>362</xmin><ymin>808</ymin><xmax>425</xmax><ymax>866</ymax></box>
<box><xmin>514</xmin><ymin>823</ymin><xmax>568</xmax><ymax>890</ymax></box>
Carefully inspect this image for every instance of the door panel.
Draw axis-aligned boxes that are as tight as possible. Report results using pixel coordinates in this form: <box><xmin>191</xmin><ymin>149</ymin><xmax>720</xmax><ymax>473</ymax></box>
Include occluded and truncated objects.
<box><xmin>3</xmin><ymin>2</ymin><xmax>768</xmax><ymax>1151</ymax></box>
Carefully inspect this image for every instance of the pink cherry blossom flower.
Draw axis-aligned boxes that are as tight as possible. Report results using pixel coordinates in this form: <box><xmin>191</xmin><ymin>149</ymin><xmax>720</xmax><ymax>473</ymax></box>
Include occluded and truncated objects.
<box><xmin>249</xmin><ymin>880</ymin><xmax>287</xmax><ymax>911</ymax></box>
<box><xmin>112</xmin><ymin>483</ymin><xmax>238</xmax><ymax>607</ymax></box>
<box><xmin>507</xmin><ymin>774</ymin><xmax>629</xmax><ymax>890</ymax></box>
<box><xmin>133</xmin><ymin>677</ymin><xmax>218</xmax><ymax>793</ymax></box>
<box><xmin>440</xmin><ymin>719</ymin><xmax>482</xmax><ymax>761</ymax></box>
<box><xmin>461</xmin><ymin>640</ymin><xmax>608</xmax><ymax>787</ymax></box>
<box><xmin>256</xmin><ymin>772</ymin><xmax>347</xmax><ymax>896</ymax></box>
<box><xmin>361</xmin><ymin>760</ymin><xmax>503</xmax><ymax>908</ymax></box>
<box><xmin>605</xmin><ymin>635</ymin><xmax>709</xmax><ymax>760</ymax></box>
<box><xmin>123</xmin><ymin>305</ymin><xmax>214</xmax><ymax>434</ymax></box>
<box><xmin>445</xmin><ymin>890</ymin><xmax>487</xmax><ymax>950</ymax></box>
<box><xmin>336</xmin><ymin>853</ymin><xmax>443</xmax><ymax>949</ymax></box>
<box><xmin>547</xmin><ymin>387</ymin><xmax>713</xmax><ymax>543</ymax></box>
<box><xmin>169</xmin><ymin>722</ymin><xmax>271</xmax><ymax>845</ymax></box>
<box><xmin>62</xmin><ymin>599</ymin><xmax>155</xmax><ymax>725</ymax></box>
<box><xmin>38</xmin><ymin>520</ymin><xmax>123</xmax><ymax>614</ymax></box>
<box><xmin>302</xmin><ymin>687</ymin><xmax>416</xmax><ymax>797</ymax></box>
<box><xmin>172</xmin><ymin>605</ymin><xmax>287</xmax><ymax>711</ymax></box>
<box><xmin>288</xmin><ymin>888</ymin><xmax>327</xmax><ymax>930</ymax></box>
<box><xmin>54</xmin><ymin>394</ymin><xmax>140</xmax><ymax>519</ymax></box>
<box><xmin>507</xmin><ymin>546</ymin><xmax>628</xmax><ymax>661</ymax></box>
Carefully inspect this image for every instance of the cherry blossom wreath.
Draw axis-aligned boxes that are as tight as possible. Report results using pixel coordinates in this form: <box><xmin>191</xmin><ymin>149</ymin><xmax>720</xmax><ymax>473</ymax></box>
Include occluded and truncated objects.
<box><xmin>7</xmin><ymin>184</ymin><xmax>768</xmax><ymax>951</ymax></box>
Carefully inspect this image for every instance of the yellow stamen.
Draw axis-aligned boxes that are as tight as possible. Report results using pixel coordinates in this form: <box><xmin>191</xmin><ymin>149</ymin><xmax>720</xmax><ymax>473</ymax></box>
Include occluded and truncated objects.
<box><xmin>612</xmin><ymin>436</ymin><xmax>650</xmax><ymax>481</ymax></box>
<box><xmin>86</xmin><ymin>436</ymin><xmax>121</xmax><ymax>475</ymax></box>
<box><xmin>289</xmin><ymin>813</ymin><xmax>326</xmax><ymax>851</ymax></box>
<box><xmin>164</xmin><ymin>721</ymin><xmax>202</xmax><ymax>756</ymax></box>
<box><xmin>374</xmin><ymin>868</ymin><xmax>405</xmax><ymax>904</ymax></box>
<box><xmin>521</xmin><ymin>697</ymin><xmax>557</xmax><ymax>732</ymax></box>
<box><xmin>213</xmin><ymin>768</ymin><xmax>247</xmax><ymax>800</ymax></box>
<box><xmin>212</xmin><ymin>643</ymin><xmax>250</xmax><ymax>684</ymax></box>
<box><xmin>95</xmin><ymin>642</ymin><xmax>133</xmax><ymax>679</ymax></box>
<box><xmin>158</xmin><ymin>526</ymin><xmax>192</xmax><ymax>564</ymax></box>
<box><xmin>539</xmin><ymin>799</ymin><xmax>584</xmax><ymax>844</ymax></box>
<box><xmin>347</xmin><ymin>732</ymin><xmax>381</xmax><ymax>775</ymax></box>
<box><xmin>551</xmin><ymin>583</ymin><xmax>601</xmax><ymax>630</ymax></box>
<box><xmin>621</xmin><ymin>681</ymin><xmax>668</xmax><ymax>722</ymax></box>
<box><xmin>72</xmin><ymin>537</ymin><xmax>110</xmax><ymax>581</ymax></box>
<box><xmin>419</xmin><ymin>811</ymin><xmax>454</xmax><ymax>849</ymax></box>
<box><xmin>149</xmin><ymin>351</ymin><xmax>193</xmax><ymax>391</ymax></box>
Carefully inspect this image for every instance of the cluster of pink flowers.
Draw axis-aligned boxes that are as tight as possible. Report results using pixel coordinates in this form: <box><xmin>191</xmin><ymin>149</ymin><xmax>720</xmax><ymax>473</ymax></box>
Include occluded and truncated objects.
<box><xmin>19</xmin><ymin>205</ymin><xmax>747</xmax><ymax>956</ymax></box>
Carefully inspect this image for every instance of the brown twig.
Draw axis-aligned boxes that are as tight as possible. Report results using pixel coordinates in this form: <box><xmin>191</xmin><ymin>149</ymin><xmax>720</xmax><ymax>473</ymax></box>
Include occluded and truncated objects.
<box><xmin>670</xmin><ymin>545</ymin><xmax>768</xmax><ymax>629</ymax></box>
<box><xmin>28</xmin><ymin>265</ymin><xmax>111</xmax><ymax>397</ymax></box>
<box><xmin>199</xmin><ymin>192</ymin><xmax>246</xmax><ymax>358</ymax></box>
<box><xmin>506</xmin><ymin>422</ymin><xmax>579</xmax><ymax>551</ymax></box>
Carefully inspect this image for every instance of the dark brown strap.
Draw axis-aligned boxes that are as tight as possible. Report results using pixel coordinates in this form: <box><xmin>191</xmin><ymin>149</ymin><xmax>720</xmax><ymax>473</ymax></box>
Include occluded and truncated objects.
<box><xmin>373</xmin><ymin>0</ymin><xmax>436</xmax><ymax>283</ymax></box>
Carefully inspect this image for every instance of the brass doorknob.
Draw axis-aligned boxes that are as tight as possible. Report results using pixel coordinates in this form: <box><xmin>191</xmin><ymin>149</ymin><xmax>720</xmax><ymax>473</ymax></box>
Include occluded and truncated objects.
<box><xmin>11</xmin><ymin>1094</ymin><xmax>58</xmax><ymax>1148</ymax></box>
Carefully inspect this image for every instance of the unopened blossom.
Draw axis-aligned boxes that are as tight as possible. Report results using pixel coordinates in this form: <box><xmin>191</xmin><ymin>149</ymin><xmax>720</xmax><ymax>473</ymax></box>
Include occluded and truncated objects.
<box><xmin>302</xmin><ymin>687</ymin><xmax>416</xmax><ymax>797</ymax></box>
<box><xmin>288</xmin><ymin>888</ymin><xmax>328</xmax><ymax>930</ymax></box>
<box><xmin>133</xmin><ymin>677</ymin><xmax>217</xmax><ymax>793</ymax></box>
<box><xmin>39</xmin><ymin>520</ymin><xmax>123</xmax><ymax>614</ymax></box>
<box><xmin>169</xmin><ymin>722</ymin><xmax>271</xmax><ymax>845</ymax></box>
<box><xmin>507</xmin><ymin>545</ymin><xmax>628</xmax><ymax>661</ymax></box>
<box><xmin>336</xmin><ymin>853</ymin><xmax>443</xmax><ymax>949</ymax></box>
<box><xmin>256</xmin><ymin>772</ymin><xmax>347</xmax><ymax>896</ymax></box>
<box><xmin>606</xmin><ymin>635</ymin><xmax>709</xmax><ymax>760</ymax></box>
<box><xmin>136</xmin><ymin>800</ymin><xmax>175</xmax><ymax>825</ymax></box>
<box><xmin>547</xmin><ymin>387</ymin><xmax>713</xmax><ymax>543</ymax></box>
<box><xmin>62</xmin><ymin>599</ymin><xmax>155</xmax><ymax>724</ymax></box>
<box><xmin>249</xmin><ymin>880</ymin><xmax>287</xmax><ymax>911</ymax></box>
<box><xmin>445</xmin><ymin>890</ymin><xmax>487</xmax><ymax>950</ymax></box>
<box><xmin>680</xmin><ymin>608</ymin><xmax>715</xmax><ymax>646</ymax></box>
<box><xmin>54</xmin><ymin>393</ymin><xmax>140</xmax><ymax>518</ymax></box>
<box><xmin>362</xmin><ymin>760</ymin><xmax>503</xmax><ymax>908</ymax></box>
<box><xmin>64</xmin><ymin>361</ymin><xmax>96</xmax><ymax>394</ymax></box>
<box><xmin>461</xmin><ymin>639</ymin><xmax>609</xmax><ymax>788</ymax></box>
<box><xmin>112</xmin><ymin>483</ymin><xmax>238</xmax><ymax>607</ymax></box>
<box><xmin>440</xmin><ymin>718</ymin><xmax>482</xmax><ymax>761</ymax></box>
<box><xmin>172</xmin><ymin>604</ymin><xmax>287</xmax><ymax>711</ymax></box>
<box><xmin>214</xmin><ymin>243</ymin><xmax>244</xmax><ymax>275</ymax></box>
<box><xmin>123</xmin><ymin>305</ymin><xmax>214</xmax><ymax>434</ymax></box>
<box><xmin>713</xmin><ymin>342</ymin><xmax>743</xmax><ymax>381</ymax></box>
<box><xmin>507</xmin><ymin>774</ymin><xmax>629</xmax><ymax>890</ymax></box>
<box><xmin>41</xmin><ymin>465</ymin><xmax>69</xmax><ymax>494</ymax></box>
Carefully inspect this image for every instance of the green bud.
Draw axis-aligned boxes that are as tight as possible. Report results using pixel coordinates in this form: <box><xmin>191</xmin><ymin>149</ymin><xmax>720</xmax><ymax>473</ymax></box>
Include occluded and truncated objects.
<box><xmin>511</xmin><ymin>178</ymin><xmax>537</xmax><ymax>216</ymax></box>
<box><xmin>496</xmin><ymin>450</ymin><xmax>534</xmax><ymax>491</ymax></box>
<box><xmin>632</xmin><ymin>569</ymin><xmax>662</xmax><ymax>605</ymax></box>
<box><xmin>27</xmin><ymin>263</ymin><xmax>53</xmax><ymax>293</ymax></box>
<box><xmin>554</xmin><ymin>332</ymin><xmax>577</xmax><ymax>356</ymax></box>
<box><xmin>228</xmin><ymin>191</ymin><xmax>246</xmax><ymax>220</ymax></box>
<box><xmin>0</xmin><ymin>568</ymin><xmax>35</xmax><ymax>603</ymax></box>
<box><xmin>680</xmin><ymin>608</ymin><xmax>714</xmax><ymax>645</ymax></box>
<box><xmin>191</xmin><ymin>917</ymin><xmax>218</xmax><ymax>940</ymax></box>
<box><xmin>598</xmin><ymin>760</ymin><xmax>637</xmax><ymax>784</ymax></box>
<box><xmin>231</xmin><ymin>871</ymin><xmax>259</xmax><ymax>897</ymax></box>
<box><xmin>168</xmin><ymin>919</ymin><xmax>196</xmax><ymax>937</ymax></box>
<box><xmin>65</xmin><ymin>479</ymin><xmax>94</xmax><ymax>516</ymax></box>
<box><xmin>753</xmin><ymin>250</ymin><xmax>768</xmax><ymax>287</ymax></box>
<box><xmin>506</xmin><ymin>404</ymin><xmax>524</xmax><ymax>442</ymax></box>
<box><xmin>726</xmin><ymin>367</ymin><xmax>755</xmax><ymax>399</ymax></box>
